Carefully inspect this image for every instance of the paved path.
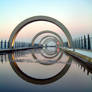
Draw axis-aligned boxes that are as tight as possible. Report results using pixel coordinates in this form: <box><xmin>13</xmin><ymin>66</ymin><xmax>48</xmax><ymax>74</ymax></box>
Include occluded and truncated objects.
<box><xmin>65</xmin><ymin>48</ymin><xmax>92</xmax><ymax>58</ymax></box>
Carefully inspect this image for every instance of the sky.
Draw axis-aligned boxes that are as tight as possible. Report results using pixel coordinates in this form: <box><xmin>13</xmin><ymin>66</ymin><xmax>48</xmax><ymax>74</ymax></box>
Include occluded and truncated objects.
<box><xmin>0</xmin><ymin>0</ymin><xmax>92</xmax><ymax>41</ymax></box>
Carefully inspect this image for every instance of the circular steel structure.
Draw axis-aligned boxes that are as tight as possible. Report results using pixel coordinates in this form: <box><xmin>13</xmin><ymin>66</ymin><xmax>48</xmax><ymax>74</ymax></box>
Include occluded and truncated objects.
<box><xmin>39</xmin><ymin>35</ymin><xmax>59</xmax><ymax>47</ymax></box>
<box><xmin>31</xmin><ymin>30</ymin><xmax>63</xmax><ymax>48</ymax></box>
<box><xmin>8</xmin><ymin>15</ymin><xmax>73</xmax><ymax>48</ymax></box>
<box><xmin>8</xmin><ymin>15</ymin><xmax>73</xmax><ymax>85</ymax></box>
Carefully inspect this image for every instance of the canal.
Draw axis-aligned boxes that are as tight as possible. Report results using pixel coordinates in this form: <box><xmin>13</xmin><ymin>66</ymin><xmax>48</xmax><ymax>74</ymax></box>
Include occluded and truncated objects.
<box><xmin>0</xmin><ymin>48</ymin><xmax>92</xmax><ymax>92</ymax></box>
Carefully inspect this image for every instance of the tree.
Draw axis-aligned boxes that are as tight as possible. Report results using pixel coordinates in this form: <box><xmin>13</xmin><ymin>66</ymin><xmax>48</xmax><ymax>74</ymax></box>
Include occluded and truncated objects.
<box><xmin>79</xmin><ymin>38</ymin><xmax>80</xmax><ymax>49</ymax></box>
<box><xmin>4</xmin><ymin>40</ymin><xmax>6</xmax><ymax>49</ymax></box>
<box><xmin>84</xmin><ymin>35</ymin><xmax>86</xmax><ymax>49</ymax></box>
<box><xmin>0</xmin><ymin>40</ymin><xmax>3</xmax><ymax>49</ymax></box>
<box><xmin>81</xmin><ymin>37</ymin><xmax>83</xmax><ymax>49</ymax></box>
<box><xmin>88</xmin><ymin>34</ymin><xmax>91</xmax><ymax>50</ymax></box>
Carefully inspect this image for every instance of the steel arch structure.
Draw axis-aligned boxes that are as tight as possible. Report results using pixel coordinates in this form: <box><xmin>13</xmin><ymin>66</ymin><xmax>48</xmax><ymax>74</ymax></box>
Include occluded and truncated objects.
<box><xmin>8</xmin><ymin>15</ymin><xmax>73</xmax><ymax>48</ymax></box>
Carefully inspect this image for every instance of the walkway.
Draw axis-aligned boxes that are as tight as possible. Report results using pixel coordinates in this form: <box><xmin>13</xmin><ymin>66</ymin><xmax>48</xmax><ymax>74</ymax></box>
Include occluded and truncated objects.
<box><xmin>65</xmin><ymin>48</ymin><xmax>92</xmax><ymax>58</ymax></box>
<box><xmin>62</xmin><ymin>47</ymin><xmax>92</xmax><ymax>67</ymax></box>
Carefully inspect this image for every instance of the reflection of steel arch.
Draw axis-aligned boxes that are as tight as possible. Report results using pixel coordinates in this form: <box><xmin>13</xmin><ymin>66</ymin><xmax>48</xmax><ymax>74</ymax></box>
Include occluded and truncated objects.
<box><xmin>8</xmin><ymin>15</ymin><xmax>72</xmax><ymax>48</ymax></box>
<box><xmin>32</xmin><ymin>47</ymin><xmax>63</xmax><ymax>64</ymax></box>
<box><xmin>8</xmin><ymin>53</ymin><xmax>72</xmax><ymax>85</ymax></box>
<box><xmin>32</xmin><ymin>50</ymin><xmax>63</xmax><ymax>65</ymax></box>
<box><xmin>38</xmin><ymin>49</ymin><xmax>63</xmax><ymax>64</ymax></box>
<box><xmin>31</xmin><ymin>30</ymin><xmax>63</xmax><ymax>47</ymax></box>
<box><xmin>39</xmin><ymin>49</ymin><xmax>59</xmax><ymax>59</ymax></box>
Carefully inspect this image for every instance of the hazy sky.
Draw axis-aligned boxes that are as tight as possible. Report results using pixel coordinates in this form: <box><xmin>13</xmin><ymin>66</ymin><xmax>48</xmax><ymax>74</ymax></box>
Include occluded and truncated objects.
<box><xmin>0</xmin><ymin>0</ymin><xmax>92</xmax><ymax>40</ymax></box>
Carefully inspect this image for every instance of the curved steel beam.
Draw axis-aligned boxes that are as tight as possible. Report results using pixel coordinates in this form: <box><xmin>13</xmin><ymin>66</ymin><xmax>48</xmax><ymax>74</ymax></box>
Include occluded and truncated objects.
<box><xmin>31</xmin><ymin>30</ymin><xmax>63</xmax><ymax>48</ymax></box>
<box><xmin>39</xmin><ymin>35</ymin><xmax>60</xmax><ymax>47</ymax></box>
<box><xmin>8</xmin><ymin>15</ymin><xmax>72</xmax><ymax>48</ymax></box>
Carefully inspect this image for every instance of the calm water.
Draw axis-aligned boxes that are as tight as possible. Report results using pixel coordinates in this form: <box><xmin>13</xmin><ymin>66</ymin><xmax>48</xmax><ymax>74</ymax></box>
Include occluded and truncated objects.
<box><xmin>0</xmin><ymin>48</ymin><xmax>92</xmax><ymax>92</ymax></box>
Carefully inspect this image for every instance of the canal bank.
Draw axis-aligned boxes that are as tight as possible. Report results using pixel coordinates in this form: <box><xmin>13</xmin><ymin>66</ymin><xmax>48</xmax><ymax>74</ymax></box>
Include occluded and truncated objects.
<box><xmin>63</xmin><ymin>48</ymin><xmax>92</xmax><ymax>69</ymax></box>
<box><xmin>0</xmin><ymin>46</ymin><xmax>42</xmax><ymax>54</ymax></box>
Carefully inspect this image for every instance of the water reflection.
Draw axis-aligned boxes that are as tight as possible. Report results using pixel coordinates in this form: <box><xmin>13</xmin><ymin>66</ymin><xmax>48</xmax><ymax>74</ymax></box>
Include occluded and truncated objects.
<box><xmin>74</xmin><ymin>58</ymin><xmax>92</xmax><ymax>76</ymax></box>
<box><xmin>7</xmin><ymin>47</ymin><xmax>72</xmax><ymax>84</ymax></box>
<box><xmin>0</xmin><ymin>48</ymin><xmax>92</xmax><ymax>85</ymax></box>
<box><xmin>8</xmin><ymin>53</ymin><xmax>72</xmax><ymax>85</ymax></box>
<box><xmin>31</xmin><ymin>48</ymin><xmax>64</xmax><ymax>65</ymax></box>
<box><xmin>0</xmin><ymin>54</ymin><xmax>8</xmax><ymax>63</ymax></box>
